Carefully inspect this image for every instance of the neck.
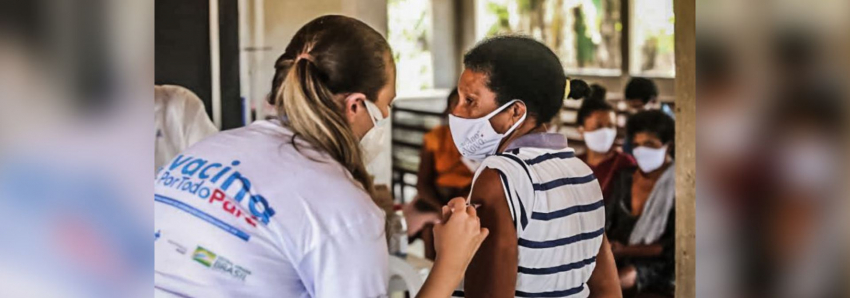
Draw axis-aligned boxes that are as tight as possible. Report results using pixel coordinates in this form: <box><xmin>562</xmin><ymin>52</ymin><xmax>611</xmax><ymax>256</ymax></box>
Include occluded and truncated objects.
<box><xmin>586</xmin><ymin>149</ymin><xmax>615</xmax><ymax>166</ymax></box>
<box><xmin>497</xmin><ymin>120</ymin><xmax>545</xmax><ymax>153</ymax></box>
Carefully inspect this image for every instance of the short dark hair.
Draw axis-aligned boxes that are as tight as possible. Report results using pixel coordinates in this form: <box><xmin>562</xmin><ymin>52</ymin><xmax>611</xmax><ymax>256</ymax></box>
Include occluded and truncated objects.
<box><xmin>589</xmin><ymin>84</ymin><xmax>607</xmax><ymax>102</ymax></box>
<box><xmin>444</xmin><ymin>87</ymin><xmax>459</xmax><ymax>114</ymax></box>
<box><xmin>463</xmin><ymin>36</ymin><xmax>589</xmax><ymax>125</ymax></box>
<box><xmin>576</xmin><ymin>84</ymin><xmax>613</xmax><ymax>126</ymax></box>
<box><xmin>624</xmin><ymin>77</ymin><xmax>658</xmax><ymax>104</ymax></box>
<box><xmin>626</xmin><ymin>110</ymin><xmax>675</xmax><ymax>144</ymax></box>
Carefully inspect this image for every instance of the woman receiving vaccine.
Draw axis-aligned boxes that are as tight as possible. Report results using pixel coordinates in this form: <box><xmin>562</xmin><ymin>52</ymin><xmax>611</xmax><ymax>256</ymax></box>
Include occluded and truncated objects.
<box><xmin>154</xmin><ymin>15</ymin><xmax>486</xmax><ymax>298</ymax></box>
<box><xmin>447</xmin><ymin>36</ymin><xmax>620</xmax><ymax>297</ymax></box>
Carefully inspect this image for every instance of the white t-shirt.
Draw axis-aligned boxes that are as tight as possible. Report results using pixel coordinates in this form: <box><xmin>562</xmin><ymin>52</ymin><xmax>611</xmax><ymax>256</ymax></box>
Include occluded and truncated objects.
<box><xmin>155</xmin><ymin>85</ymin><xmax>218</xmax><ymax>174</ymax></box>
<box><xmin>154</xmin><ymin>120</ymin><xmax>388</xmax><ymax>298</ymax></box>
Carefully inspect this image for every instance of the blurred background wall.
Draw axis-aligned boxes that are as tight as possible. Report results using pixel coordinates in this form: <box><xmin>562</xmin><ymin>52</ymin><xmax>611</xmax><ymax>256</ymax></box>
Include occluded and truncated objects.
<box><xmin>155</xmin><ymin>0</ymin><xmax>243</xmax><ymax>129</ymax></box>
<box><xmin>154</xmin><ymin>0</ymin><xmax>677</xmax><ymax>127</ymax></box>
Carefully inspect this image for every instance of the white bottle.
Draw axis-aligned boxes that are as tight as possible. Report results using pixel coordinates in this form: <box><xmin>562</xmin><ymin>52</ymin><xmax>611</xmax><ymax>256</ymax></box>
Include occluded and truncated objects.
<box><xmin>389</xmin><ymin>208</ymin><xmax>408</xmax><ymax>257</ymax></box>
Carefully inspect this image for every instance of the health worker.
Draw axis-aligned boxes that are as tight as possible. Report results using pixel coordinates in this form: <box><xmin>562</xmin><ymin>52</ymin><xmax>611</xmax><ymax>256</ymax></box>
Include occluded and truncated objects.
<box><xmin>154</xmin><ymin>15</ymin><xmax>487</xmax><ymax>298</ymax></box>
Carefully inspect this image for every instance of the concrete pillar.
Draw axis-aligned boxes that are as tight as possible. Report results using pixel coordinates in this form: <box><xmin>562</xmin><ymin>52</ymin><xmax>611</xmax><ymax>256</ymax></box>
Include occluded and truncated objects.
<box><xmin>456</xmin><ymin>0</ymin><xmax>477</xmax><ymax>73</ymax></box>
<box><xmin>342</xmin><ymin>0</ymin><xmax>389</xmax><ymax>36</ymax></box>
<box><xmin>259</xmin><ymin>0</ymin><xmax>387</xmax><ymax>103</ymax></box>
<box><xmin>431</xmin><ymin>0</ymin><xmax>459</xmax><ymax>88</ymax></box>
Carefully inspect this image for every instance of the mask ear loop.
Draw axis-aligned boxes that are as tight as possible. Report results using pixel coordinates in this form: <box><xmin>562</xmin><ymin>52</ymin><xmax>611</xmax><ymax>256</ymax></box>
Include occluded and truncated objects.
<box><xmin>363</xmin><ymin>100</ymin><xmax>384</xmax><ymax>125</ymax></box>
<box><xmin>501</xmin><ymin>102</ymin><xmax>528</xmax><ymax>137</ymax></box>
<box><xmin>481</xmin><ymin>99</ymin><xmax>522</xmax><ymax>120</ymax></box>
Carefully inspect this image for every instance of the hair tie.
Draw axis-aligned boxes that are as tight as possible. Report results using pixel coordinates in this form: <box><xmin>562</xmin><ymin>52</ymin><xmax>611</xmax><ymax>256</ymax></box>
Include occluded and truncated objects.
<box><xmin>296</xmin><ymin>53</ymin><xmax>314</xmax><ymax>63</ymax></box>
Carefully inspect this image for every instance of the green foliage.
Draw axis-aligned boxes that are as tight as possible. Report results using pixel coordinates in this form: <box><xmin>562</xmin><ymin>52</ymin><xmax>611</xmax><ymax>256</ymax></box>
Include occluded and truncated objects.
<box><xmin>486</xmin><ymin>2</ymin><xmax>511</xmax><ymax>37</ymax></box>
<box><xmin>574</xmin><ymin>8</ymin><xmax>596</xmax><ymax>67</ymax></box>
<box><xmin>387</xmin><ymin>0</ymin><xmax>434</xmax><ymax>92</ymax></box>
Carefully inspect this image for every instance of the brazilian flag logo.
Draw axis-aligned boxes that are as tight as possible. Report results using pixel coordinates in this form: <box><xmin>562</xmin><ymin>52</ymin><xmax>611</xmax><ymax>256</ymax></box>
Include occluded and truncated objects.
<box><xmin>192</xmin><ymin>246</ymin><xmax>217</xmax><ymax>267</ymax></box>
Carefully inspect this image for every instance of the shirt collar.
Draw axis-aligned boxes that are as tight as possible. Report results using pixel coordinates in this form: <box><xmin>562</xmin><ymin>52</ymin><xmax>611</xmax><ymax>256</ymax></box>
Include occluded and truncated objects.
<box><xmin>504</xmin><ymin>133</ymin><xmax>569</xmax><ymax>151</ymax></box>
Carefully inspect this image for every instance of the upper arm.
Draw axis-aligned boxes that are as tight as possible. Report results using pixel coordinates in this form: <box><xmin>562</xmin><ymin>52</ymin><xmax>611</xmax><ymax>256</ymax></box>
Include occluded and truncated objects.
<box><xmin>463</xmin><ymin>168</ymin><xmax>518</xmax><ymax>298</ymax></box>
<box><xmin>587</xmin><ymin>234</ymin><xmax>622</xmax><ymax>298</ymax></box>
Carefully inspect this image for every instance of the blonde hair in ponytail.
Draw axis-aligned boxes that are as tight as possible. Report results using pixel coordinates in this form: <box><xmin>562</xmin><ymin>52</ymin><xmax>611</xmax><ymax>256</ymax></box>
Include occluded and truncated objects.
<box><xmin>269</xmin><ymin>15</ymin><xmax>396</xmax><ymax>226</ymax></box>
<box><xmin>277</xmin><ymin>58</ymin><xmax>375</xmax><ymax>198</ymax></box>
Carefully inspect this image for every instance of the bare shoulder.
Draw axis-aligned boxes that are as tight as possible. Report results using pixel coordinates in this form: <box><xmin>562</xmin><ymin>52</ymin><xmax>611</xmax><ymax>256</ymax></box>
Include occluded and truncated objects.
<box><xmin>469</xmin><ymin>167</ymin><xmax>506</xmax><ymax>208</ymax></box>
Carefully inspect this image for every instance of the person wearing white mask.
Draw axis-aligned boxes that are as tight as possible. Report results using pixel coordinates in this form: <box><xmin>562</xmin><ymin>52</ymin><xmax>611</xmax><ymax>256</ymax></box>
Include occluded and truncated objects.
<box><xmin>577</xmin><ymin>84</ymin><xmax>636</xmax><ymax>203</ymax></box>
<box><xmin>447</xmin><ymin>36</ymin><xmax>621</xmax><ymax>298</ymax></box>
<box><xmin>606</xmin><ymin>110</ymin><xmax>675</xmax><ymax>296</ymax></box>
<box><xmin>154</xmin><ymin>16</ymin><xmax>489</xmax><ymax>298</ymax></box>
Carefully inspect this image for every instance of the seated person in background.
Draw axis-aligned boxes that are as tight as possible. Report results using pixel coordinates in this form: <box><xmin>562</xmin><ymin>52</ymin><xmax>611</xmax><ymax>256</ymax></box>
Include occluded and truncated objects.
<box><xmin>623</xmin><ymin>78</ymin><xmax>672</xmax><ymax>153</ymax></box>
<box><xmin>403</xmin><ymin>88</ymin><xmax>476</xmax><ymax>260</ymax></box>
<box><xmin>624</xmin><ymin>78</ymin><xmax>660</xmax><ymax>114</ymax></box>
<box><xmin>577</xmin><ymin>84</ymin><xmax>636</xmax><ymax>204</ymax></box>
<box><xmin>607</xmin><ymin>110</ymin><xmax>675</xmax><ymax>297</ymax></box>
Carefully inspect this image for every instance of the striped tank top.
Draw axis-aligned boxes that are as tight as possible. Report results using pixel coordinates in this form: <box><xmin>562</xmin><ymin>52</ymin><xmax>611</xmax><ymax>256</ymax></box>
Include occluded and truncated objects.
<box><xmin>453</xmin><ymin>133</ymin><xmax>605</xmax><ymax>298</ymax></box>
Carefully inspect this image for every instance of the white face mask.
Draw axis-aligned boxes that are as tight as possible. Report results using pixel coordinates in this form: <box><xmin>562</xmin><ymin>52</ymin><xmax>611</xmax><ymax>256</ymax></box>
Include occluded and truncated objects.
<box><xmin>461</xmin><ymin>157</ymin><xmax>482</xmax><ymax>172</ymax></box>
<box><xmin>448</xmin><ymin>99</ymin><xmax>526</xmax><ymax>161</ymax></box>
<box><xmin>583</xmin><ymin>127</ymin><xmax>617</xmax><ymax>153</ymax></box>
<box><xmin>360</xmin><ymin>100</ymin><xmax>390</xmax><ymax>165</ymax></box>
<box><xmin>633</xmin><ymin>145</ymin><xmax>668</xmax><ymax>173</ymax></box>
